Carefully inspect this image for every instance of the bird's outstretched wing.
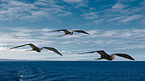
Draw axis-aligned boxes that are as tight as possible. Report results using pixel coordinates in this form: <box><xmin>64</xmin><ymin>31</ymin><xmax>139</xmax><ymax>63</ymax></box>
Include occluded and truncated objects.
<box><xmin>79</xmin><ymin>50</ymin><xmax>110</xmax><ymax>59</ymax></box>
<box><xmin>78</xmin><ymin>51</ymin><xmax>98</xmax><ymax>54</ymax></box>
<box><xmin>51</xmin><ymin>29</ymin><xmax>70</xmax><ymax>33</ymax></box>
<box><xmin>41</xmin><ymin>47</ymin><xmax>63</xmax><ymax>56</ymax></box>
<box><xmin>95</xmin><ymin>50</ymin><xmax>111</xmax><ymax>59</ymax></box>
<box><xmin>112</xmin><ymin>53</ymin><xmax>135</xmax><ymax>60</ymax></box>
<box><xmin>10</xmin><ymin>43</ymin><xmax>37</xmax><ymax>49</ymax></box>
<box><xmin>72</xmin><ymin>30</ymin><xmax>89</xmax><ymax>35</ymax></box>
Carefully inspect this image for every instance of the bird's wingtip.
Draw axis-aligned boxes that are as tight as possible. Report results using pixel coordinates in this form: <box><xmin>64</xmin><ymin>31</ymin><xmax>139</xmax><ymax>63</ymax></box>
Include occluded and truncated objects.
<box><xmin>77</xmin><ymin>52</ymin><xmax>86</xmax><ymax>54</ymax></box>
<box><xmin>59</xmin><ymin>54</ymin><xmax>63</xmax><ymax>56</ymax></box>
<box><xmin>58</xmin><ymin>53</ymin><xmax>63</xmax><ymax>56</ymax></box>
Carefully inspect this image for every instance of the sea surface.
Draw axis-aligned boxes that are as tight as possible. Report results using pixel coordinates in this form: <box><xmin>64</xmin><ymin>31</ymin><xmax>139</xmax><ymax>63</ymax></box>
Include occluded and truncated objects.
<box><xmin>0</xmin><ymin>61</ymin><xmax>144</xmax><ymax>81</ymax></box>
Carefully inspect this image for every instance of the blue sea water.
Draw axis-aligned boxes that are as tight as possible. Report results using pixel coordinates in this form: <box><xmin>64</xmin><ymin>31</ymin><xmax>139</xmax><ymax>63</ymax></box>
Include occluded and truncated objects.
<box><xmin>0</xmin><ymin>61</ymin><xmax>144</xmax><ymax>81</ymax></box>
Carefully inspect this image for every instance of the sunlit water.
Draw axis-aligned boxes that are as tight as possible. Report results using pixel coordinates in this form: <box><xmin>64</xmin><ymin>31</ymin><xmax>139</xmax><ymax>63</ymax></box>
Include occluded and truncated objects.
<box><xmin>0</xmin><ymin>61</ymin><xmax>144</xmax><ymax>81</ymax></box>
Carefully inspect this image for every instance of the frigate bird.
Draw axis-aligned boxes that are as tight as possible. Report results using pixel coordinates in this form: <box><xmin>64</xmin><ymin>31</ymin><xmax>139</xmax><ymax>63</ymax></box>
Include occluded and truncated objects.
<box><xmin>79</xmin><ymin>50</ymin><xmax>135</xmax><ymax>61</ymax></box>
<box><xmin>51</xmin><ymin>29</ymin><xmax>89</xmax><ymax>37</ymax></box>
<box><xmin>10</xmin><ymin>43</ymin><xmax>63</xmax><ymax>56</ymax></box>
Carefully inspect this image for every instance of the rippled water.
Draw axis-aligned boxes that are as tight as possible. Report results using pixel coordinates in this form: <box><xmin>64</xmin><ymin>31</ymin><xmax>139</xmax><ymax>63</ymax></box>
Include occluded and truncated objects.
<box><xmin>0</xmin><ymin>61</ymin><xmax>144</xmax><ymax>81</ymax></box>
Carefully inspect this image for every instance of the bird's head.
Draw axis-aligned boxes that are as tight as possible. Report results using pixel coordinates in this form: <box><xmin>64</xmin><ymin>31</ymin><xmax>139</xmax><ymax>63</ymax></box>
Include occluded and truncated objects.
<box><xmin>70</xmin><ymin>32</ymin><xmax>73</xmax><ymax>35</ymax></box>
<box><xmin>112</xmin><ymin>56</ymin><xmax>115</xmax><ymax>60</ymax></box>
<box><xmin>35</xmin><ymin>48</ymin><xmax>42</xmax><ymax>52</ymax></box>
<box><xmin>39</xmin><ymin>49</ymin><xmax>42</xmax><ymax>52</ymax></box>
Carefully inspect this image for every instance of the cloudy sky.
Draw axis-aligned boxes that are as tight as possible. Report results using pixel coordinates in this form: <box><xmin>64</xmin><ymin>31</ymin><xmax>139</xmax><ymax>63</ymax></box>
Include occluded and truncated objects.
<box><xmin>0</xmin><ymin>0</ymin><xmax>145</xmax><ymax>61</ymax></box>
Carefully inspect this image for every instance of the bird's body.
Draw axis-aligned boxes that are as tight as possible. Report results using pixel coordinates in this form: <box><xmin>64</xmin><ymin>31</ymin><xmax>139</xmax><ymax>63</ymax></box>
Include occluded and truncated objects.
<box><xmin>95</xmin><ymin>50</ymin><xmax>114</xmax><ymax>60</ymax></box>
<box><xmin>79</xmin><ymin>50</ymin><xmax>135</xmax><ymax>61</ymax></box>
<box><xmin>10</xmin><ymin>43</ymin><xmax>63</xmax><ymax>56</ymax></box>
<box><xmin>28</xmin><ymin>44</ymin><xmax>41</xmax><ymax>52</ymax></box>
<box><xmin>51</xmin><ymin>29</ymin><xmax>89</xmax><ymax>37</ymax></box>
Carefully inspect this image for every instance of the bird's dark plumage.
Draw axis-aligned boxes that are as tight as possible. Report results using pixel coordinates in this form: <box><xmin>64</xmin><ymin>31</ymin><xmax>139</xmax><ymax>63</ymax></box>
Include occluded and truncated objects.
<box><xmin>112</xmin><ymin>53</ymin><xmax>135</xmax><ymax>60</ymax></box>
<box><xmin>10</xmin><ymin>43</ymin><xmax>63</xmax><ymax>56</ymax></box>
<box><xmin>41</xmin><ymin>47</ymin><xmax>63</xmax><ymax>56</ymax></box>
<box><xmin>96</xmin><ymin>50</ymin><xmax>111</xmax><ymax>60</ymax></box>
<box><xmin>51</xmin><ymin>29</ymin><xmax>89</xmax><ymax>36</ymax></box>
<box><xmin>9</xmin><ymin>44</ymin><xmax>34</xmax><ymax>49</ymax></box>
<box><xmin>79</xmin><ymin>50</ymin><xmax>135</xmax><ymax>61</ymax></box>
<box><xmin>78</xmin><ymin>51</ymin><xmax>98</xmax><ymax>54</ymax></box>
<box><xmin>72</xmin><ymin>30</ymin><xmax>89</xmax><ymax>35</ymax></box>
<box><xmin>52</xmin><ymin>29</ymin><xmax>70</xmax><ymax>33</ymax></box>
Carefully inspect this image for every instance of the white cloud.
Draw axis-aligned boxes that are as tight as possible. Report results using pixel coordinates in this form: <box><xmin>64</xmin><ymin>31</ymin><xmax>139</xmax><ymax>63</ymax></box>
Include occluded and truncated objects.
<box><xmin>112</xmin><ymin>3</ymin><xmax>128</xmax><ymax>9</ymax></box>
<box><xmin>120</xmin><ymin>14</ymin><xmax>144</xmax><ymax>23</ymax></box>
<box><xmin>87</xmin><ymin>30</ymin><xmax>100</xmax><ymax>35</ymax></box>
<box><xmin>105</xmin><ymin>1</ymin><xmax>145</xmax><ymax>24</ymax></box>
<box><xmin>0</xmin><ymin>0</ymin><xmax>72</xmax><ymax>21</ymax></box>
<box><xmin>0</xmin><ymin>27</ymin><xmax>58</xmax><ymax>47</ymax></box>
<box><xmin>0</xmin><ymin>46</ymin><xmax>95</xmax><ymax>61</ymax></box>
<box><xmin>92</xmin><ymin>19</ymin><xmax>105</xmax><ymax>24</ymax></box>
<box><xmin>63</xmin><ymin>0</ymin><xmax>83</xmax><ymax>3</ymax></box>
<box><xmin>81</xmin><ymin>1</ymin><xmax>145</xmax><ymax>25</ymax></box>
<box><xmin>117</xmin><ymin>0</ymin><xmax>135</xmax><ymax>2</ymax></box>
<box><xmin>63</xmin><ymin>0</ymin><xmax>88</xmax><ymax>8</ymax></box>
<box><xmin>41</xmin><ymin>28</ymin><xmax>54</xmax><ymax>32</ymax></box>
<box><xmin>81</xmin><ymin>12</ymin><xmax>98</xmax><ymax>19</ymax></box>
<box><xmin>61</xmin><ymin>41</ymin><xmax>74</xmax><ymax>44</ymax></box>
<box><xmin>1</xmin><ymin>27</ymin><xmax>145</xmax><ymax>49</ymax></box>
<box><xmin>3</xmin><ymin>27</ymin><xmax>38</xmax><ymax>32</ymax></box>
<box><xmin>108</xmin><ymin>16</ymin><xmax>126</xmax><ymax>22</ymax></box>
<box><xmin>116</xmin><ymin>44</ymin><xmax>145</xmax><ymax>50</ymax></box>
<box><xmin>0</xmin><ymin>47</ymin><xmax>9</xmax><ymax>50</ymax></box>
<box><xmin>1</xmin><ymin>27</ymin><xmax>145</xmax><ymax>60</ymax></box>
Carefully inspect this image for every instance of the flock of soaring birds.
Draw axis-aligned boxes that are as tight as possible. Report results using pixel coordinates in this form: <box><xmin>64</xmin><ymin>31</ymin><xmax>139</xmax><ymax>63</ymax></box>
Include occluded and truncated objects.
<box><xmin>10</xmin><ymin>29</ymin><xmax>135</xmax><ymax>61</ymax></box>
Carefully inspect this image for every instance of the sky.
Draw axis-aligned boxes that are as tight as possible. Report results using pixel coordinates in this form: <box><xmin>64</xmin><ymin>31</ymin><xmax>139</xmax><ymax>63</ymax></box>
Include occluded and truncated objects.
<box><xmin>0</xmin><ymin>0</ymin><xmax>145</xmax><ymax>61</ymax></box>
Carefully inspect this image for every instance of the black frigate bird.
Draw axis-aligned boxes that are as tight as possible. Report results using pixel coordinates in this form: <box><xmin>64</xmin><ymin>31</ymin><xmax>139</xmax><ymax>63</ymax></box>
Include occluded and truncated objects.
<box><xmin>79</xmin><ymin>50</ymin><xmax>135</xmax><ymax>61</ymax></box>
<box><xmin>10</xmin><ymin>43</ymin><xmax>63</xmax><ymax>56</ymax></box>
<box><xmin>51</xmin><ymin>29</ymin><xmax>89</xmax><ymax>37</ymax></box>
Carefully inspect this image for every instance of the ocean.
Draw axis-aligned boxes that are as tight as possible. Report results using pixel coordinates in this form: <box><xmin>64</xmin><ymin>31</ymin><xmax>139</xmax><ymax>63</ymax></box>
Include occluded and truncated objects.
<box><xmin>0</xmin><ymin>61</ymin><xmax>144</xmax><ymax>81</ymax></box>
